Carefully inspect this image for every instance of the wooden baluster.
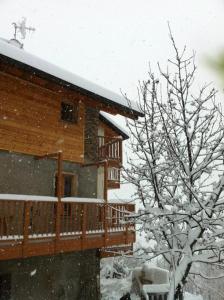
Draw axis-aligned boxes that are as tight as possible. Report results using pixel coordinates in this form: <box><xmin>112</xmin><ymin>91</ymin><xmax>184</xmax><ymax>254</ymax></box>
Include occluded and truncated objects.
<box><xmin>104</xmin><ymin>160</ymin><xmax>108</xmax><ymax>202</ymax></box>
<box><xmin>103</xmin><ymin>204</ymin><xmax>108</xmax><ymax>247</ymax></box>
<box><xmin>0</xmin><ymin>201</ymin><xmax>2</xmax><ymax>237</ymax></box>
<box><xmin>70</xmin><ymin>203</ymin><xmax>74</xmax><ymax>234</ymax></box>
<box><xmin>65</xmin><ymin>203</ymin><xmax>69</xmax><ymax>234</ymax></box>
<box><xmin>81</xmin><ymin>203</ymin><xmax>87</xmax><ymax>249</ymax></box>
<box><xmin>18</xmin><ymin>201</ymin><xmax>23</xmax><ymax>236</ymax></box>
<box><xmin>116</xmin><ymin>140</ymin><xmax>119</xmax><ymax>158</ymax></box>
<box><xmin>77</xmin><ymin>204</ymin><xmax>80</xmax><ymax>232</ymax></box>
<box><xmin>110</xmin><ymin>140</ymin><xmax>113</xmax><ymax>159</ymax></box>
<box><xmin>8</xmin><ymin>201</ymin><xmax>12</xmax><ymax>236</ymax></box>
<box><xmin>94</xmin><ymin>204</ymin><xmax>96</xmax><ymax>231</ymax></box>
<box><xmin>78</xmin><ymin>204</ymin><xmax>82</xmax><ymax>232</ymax></box>
<box><xmin>110</xmin><ymin>141</ymin><xmax>113</xmax><ymax>158</ymax></box>
<box><xmin>23</xmin><ymin>201</ymin><xmax>31</xmax><ymax>257</ymax></box>
<box><xmin>106</xmin><ymin>137</ymin><xmax>109</xmax><ymax>158</ymax></box>
<box><xmin>97</xmin><ymin>204</ymin><xmax>101</xmax><ymax>231</ymax></box>
<box><xmin>126</xmin><ymin>205</ymin><xmax>130</xmax><ymax>244</ymax></box>
<box><xmin>112</xmin><ymin>205</ymin><xmax>116</xmax><ymax>230</ymax></box>
<box><xmin>119</xmin><ymin>139</ymin><xmax>122</xmax><ymax>162</ymax></box>
<box><xmin>44</xmin><ymin>202</ymin><xmax>47</xmax><ymax>235</ymax></box>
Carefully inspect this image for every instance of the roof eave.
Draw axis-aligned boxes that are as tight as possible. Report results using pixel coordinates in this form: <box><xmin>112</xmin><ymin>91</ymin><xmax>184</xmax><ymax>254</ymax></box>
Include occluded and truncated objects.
<box><xmin>0</xmin><ymin>53</ymin><xmax>143</xmax><ymax>119</ymax></box>
<box><xmin>99</xmin><ymin>114</ymin><xmax>129</xmax><ymax>140</ymax></box>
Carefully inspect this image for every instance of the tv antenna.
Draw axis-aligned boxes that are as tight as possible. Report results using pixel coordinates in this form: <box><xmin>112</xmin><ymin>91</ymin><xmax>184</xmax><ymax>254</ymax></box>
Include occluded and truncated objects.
<box><xmin>12</xmin><ymin>17</ymin><xmax>35</xmax><ymax>41</ymax></box>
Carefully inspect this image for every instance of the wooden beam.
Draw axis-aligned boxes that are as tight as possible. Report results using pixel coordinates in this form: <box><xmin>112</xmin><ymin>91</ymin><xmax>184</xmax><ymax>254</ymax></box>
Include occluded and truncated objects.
<box><xmin>81</xmin><ymin>203</ymin><xmax>87</xmax><ymax>250</ymax></box>
<box><xmin>22</xmin><ymin>201</ymin><xmax>31</xmax><ymax>257</ymax></box>
<box><xmin>104</xmin><ymin>160</ymin><xmax>108</xmax><ymax>203</ymax></box>
<box><xmin>55</xmin><ymin>152</ymin><xmax>63</xmax><ymax>252</ymax></box>
<box><xmin>35</xmin><ymin>152</ymin><xmax>62</xmax><ymax>160</ymax></box>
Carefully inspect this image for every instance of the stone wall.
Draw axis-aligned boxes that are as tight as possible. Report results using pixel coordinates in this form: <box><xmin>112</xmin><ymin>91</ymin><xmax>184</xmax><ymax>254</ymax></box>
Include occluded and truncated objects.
<box><xmin>0</xmin><ymin>150</ymin><xmax>97</xmax><ymax>198</ymax></box>
<box><xmin>0</xmin><ymin>250</ymin><xmax>100</xmax><ymax>300</ymax></box>
<box><xmin>84</xmin><ymin>107</ymin><xmax>99</xmax><ymax>162</ymax></box>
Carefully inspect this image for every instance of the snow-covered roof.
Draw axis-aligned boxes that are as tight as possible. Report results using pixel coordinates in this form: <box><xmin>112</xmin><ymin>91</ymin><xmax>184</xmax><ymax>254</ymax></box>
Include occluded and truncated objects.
<box><xmin>0</xmin><ymin>39</ymin><xmax>143</xmax><ymax>117</ymax></box>
<box><xmin>99</xmin><ymin>111</ymin><xmax>129</xmax><ymax>140</ymax></box>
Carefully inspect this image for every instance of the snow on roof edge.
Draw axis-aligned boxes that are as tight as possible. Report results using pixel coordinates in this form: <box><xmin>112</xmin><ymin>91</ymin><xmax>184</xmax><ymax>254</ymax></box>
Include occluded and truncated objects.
<box><xmin>0</xmin><ymin>39</ymin><xmax>142</xmax><ymax>116</ymax></box>
<box><xmin>99</xmin><ymin>111</ymin><xmax>129</xmax><ymax>139</ymax></box>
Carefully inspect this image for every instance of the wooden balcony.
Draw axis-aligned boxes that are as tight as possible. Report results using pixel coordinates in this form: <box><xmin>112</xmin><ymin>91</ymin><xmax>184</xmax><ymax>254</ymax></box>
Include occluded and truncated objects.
<box><xmin>98</xmin><ymin>136</ymin><xmax>122</xmax><ymax>162</ymax></box>
<box><xmin>0</xmin><ymin>195</ymin><xmax>135</xmax><ymax>261</ymax></box>
<box><xmin>98</xmin><ymin>136</ymin><xmax>122</xmax><ymax>189</ymax></box>
<box><xmin>107</xmin><ymin>167</ymin><xmax>120</xmax><ymax>189</ymax></box>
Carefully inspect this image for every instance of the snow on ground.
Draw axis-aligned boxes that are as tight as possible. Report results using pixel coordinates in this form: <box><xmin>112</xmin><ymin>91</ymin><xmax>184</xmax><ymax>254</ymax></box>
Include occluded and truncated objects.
<box><xmin>100</xmin><ymin>257</ymin><xmax>203</xmax><ymax>299</ymax></box>
<box><xmin>101</xmin><ymin>275</ymin><xmax>140</xmax><ymax>300</ymax></box>
<box><xmin>101</xmin><ymin>273</ymin><xmax>203</xmax><ymax>300</ymax></box>
<box><xmin>185</xmin><ymin>292</ymin><xmax>203</xmax><ymax>300</ymax></box>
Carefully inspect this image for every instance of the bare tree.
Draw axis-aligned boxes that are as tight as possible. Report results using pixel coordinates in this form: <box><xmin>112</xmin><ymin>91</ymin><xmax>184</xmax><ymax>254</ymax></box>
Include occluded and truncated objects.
<box><xmin>124</xmin><ymin>32</ymin><xmax>224</xmax><ymax>299</ymax></box>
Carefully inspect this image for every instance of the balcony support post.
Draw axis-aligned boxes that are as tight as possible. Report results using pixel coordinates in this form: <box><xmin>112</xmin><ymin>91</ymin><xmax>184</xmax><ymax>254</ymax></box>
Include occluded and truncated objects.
<box><xmin>103</xmin><ymin>160</ymin><xmax>108</xmax><ymax>247</ymax></box>
<box><xmin>81</xmin><ymin>203</ymin><xmax>87</xmax><ymax>249</ymax></box>
<box><xmin>119</xmin><ymin>138</ymin><xmax>122</xmax><ymax>163</ymax></box>
<box><xmin>55</xmin><ymin>151</ymin><xmax>63</xmax><ymax>252</ymax></box>
<box><xmin>22</xmin><ymin>201</ymin><xmax>31</xmax><ymax>257</ymax></box>
<box><xmin>125</xmin><ymin>204</ymin><xmax>129</xmax><ymax>245</ymax></box>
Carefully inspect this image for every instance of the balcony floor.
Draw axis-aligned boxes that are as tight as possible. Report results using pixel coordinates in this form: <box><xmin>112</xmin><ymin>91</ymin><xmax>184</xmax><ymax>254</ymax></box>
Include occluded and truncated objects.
<box><xmin>0</xmin><ymin>230</ymin><xmax>135</xmax><ymax>260</ymax></box>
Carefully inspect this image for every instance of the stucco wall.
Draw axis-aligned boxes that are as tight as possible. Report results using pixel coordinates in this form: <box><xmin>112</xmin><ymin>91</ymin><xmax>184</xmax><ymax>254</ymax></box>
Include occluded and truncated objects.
<box><xmin>0</xmin><ymin>150</ymin><xmax>97</xmax><ymax>198</ymax></box>
<box><xmin>0</xmin><ymin>250</ymin><xmax>100</xmax><ymax>300</ymax></box>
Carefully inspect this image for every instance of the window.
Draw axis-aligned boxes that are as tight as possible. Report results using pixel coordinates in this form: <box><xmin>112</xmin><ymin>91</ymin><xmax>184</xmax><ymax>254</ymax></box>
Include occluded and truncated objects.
<box><xmin>61</xmin><ymin>101</ymin><xmax>77</xmax><ymax>123</ymax></box>
<box><xmin>0</xmin><ymin>274</ymin><xmax>11</xmax><ymax>300</ymax></box>
<box><xmin>64</xmin><ymin>175</ymin><xmax>73</xmax><ymax>197</ymax></box>
<box><xmin>55</xmin><ymin>173</ymin><xmax>78</xmax><ymax>216</ymax></box>
<box><xmin>55</xmin><ymin>174</ymin><xmax>77</xmax><ymax>197</ymax></box>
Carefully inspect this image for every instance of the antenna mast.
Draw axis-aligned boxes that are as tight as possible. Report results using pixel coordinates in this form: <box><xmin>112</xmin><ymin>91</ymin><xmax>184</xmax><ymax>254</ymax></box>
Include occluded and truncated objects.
<box><xmin>11</xmin><ymin>18</ymin><xmax>35</xmax><ymax>46</ymax></box>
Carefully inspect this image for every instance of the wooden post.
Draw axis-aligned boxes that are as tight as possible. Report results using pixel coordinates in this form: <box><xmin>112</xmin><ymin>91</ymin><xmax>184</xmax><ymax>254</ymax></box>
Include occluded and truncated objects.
<box><xmin>124</xmin><ymin>204</ymin><xmax>129</xmax><ymax>244</ymax></box>
<box><xmin>55</xmin><ymin>152</ymin><xmax>63</xmax><ymax>252</ymax></box>
<box><xmin>104</xmin><ymin>160</ymin><xmax>108</xmax><ymax>247</ymax></box>
<box><xmin>119</xmin><ymin>139</ymin><xmax>122</xmax><ymax>163</ymax></box>
<box><xmin>81</xmin><ymin>203</ymin><xmax>87</xmax><ymax>249</ymax></box>
<box><xmin>23</xmin><ymin>201</ymin><xmax>31</xmax><ymax>257</ymax></box>
<box><xmin>104</xmin><ymin>160</ymin><xmax>108</xmax><ymax>203</ymax></box>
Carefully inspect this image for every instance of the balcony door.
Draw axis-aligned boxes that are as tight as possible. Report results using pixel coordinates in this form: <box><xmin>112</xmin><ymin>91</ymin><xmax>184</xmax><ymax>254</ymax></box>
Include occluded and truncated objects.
<box><xmin>55</xmin><ymin>173</ymin><xmax>77</xmax><ymax>197</ymax></box>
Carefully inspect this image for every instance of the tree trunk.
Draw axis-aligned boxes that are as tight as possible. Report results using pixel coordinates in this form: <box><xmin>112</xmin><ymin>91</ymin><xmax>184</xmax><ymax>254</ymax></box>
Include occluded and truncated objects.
<box><xmin>174</xmin><ymin>284</ymin><xmax>183</xmax><ymax>300</ymax></box>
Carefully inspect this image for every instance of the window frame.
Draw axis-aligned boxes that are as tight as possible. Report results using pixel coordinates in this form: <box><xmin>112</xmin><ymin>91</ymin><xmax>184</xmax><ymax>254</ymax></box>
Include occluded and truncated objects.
<box><xmin>60</xmin><ymin>101</ymin><xmax>78</xmax><ymax>124</ymax></box>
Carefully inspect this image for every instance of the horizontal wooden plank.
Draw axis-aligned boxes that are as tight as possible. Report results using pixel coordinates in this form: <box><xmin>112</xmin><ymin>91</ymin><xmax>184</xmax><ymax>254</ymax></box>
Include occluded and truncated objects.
<box><xmin>0</xmin><ymin>233</ymin><xmax>135</xmax><ymax>260</ymax></box>
<box><xmin>0</xmin><ymin>72</ymin><xmax>85</xmax><ymax>163</ymax></box>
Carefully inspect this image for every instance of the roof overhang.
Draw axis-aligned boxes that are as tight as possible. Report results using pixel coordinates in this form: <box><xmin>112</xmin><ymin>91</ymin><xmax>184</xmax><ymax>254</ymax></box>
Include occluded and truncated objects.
<box><xmin>0</xmin><ymin>39</ymin><xmax>144</xmax><ymax>119</ymax></box>
<box><xmin>99</xmin><ymin>111</ymin><xmax>129</xmax><ymax>140</ymax></box>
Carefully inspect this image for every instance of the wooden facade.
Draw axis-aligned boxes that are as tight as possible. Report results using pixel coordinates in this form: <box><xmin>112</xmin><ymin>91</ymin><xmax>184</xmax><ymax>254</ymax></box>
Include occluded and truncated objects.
<box><xmin>0</xmin><ymin>71</ymin><xmax>85</xmax><ymax>163</ymax></box>
<box><xmin>0</xmin><ymin>42</ymin><xmax>139</xmax><ymax>261</ymax></box>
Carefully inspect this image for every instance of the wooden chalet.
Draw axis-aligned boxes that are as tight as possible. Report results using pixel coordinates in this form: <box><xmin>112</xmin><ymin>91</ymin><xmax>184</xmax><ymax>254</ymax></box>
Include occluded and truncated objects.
<box><xmin>0</xmin><ymin>38</ymin><xmax>142</xmax><ymax>299</ymax></box>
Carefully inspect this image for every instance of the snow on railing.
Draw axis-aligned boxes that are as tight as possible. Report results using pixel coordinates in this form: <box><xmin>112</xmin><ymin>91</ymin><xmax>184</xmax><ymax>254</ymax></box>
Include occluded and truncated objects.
<box><xmin>0</xmin><ymin>195</ymin><xmax>134</xmax><ymax>243</ymax></box>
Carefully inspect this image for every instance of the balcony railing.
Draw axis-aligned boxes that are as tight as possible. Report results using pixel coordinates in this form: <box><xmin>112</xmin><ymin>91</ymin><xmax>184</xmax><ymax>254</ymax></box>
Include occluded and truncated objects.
<box><xmin>98</xmin><ymin>136</ymin><xmax>122</xmax><ymax>161</ymax></box>
<box><xmin>108</xmin><ymin>167</ymin><xmax>120</xmax><ymax>181</ymax></box>
<box><xmin>0</xmin><ymin>195</ymin><xmax>135</xmax><ymax>260</ymax></box>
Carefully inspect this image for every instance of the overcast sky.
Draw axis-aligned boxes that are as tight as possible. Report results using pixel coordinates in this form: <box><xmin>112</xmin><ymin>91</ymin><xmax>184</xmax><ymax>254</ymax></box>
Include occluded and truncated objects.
<box><xmin>0</xmin><ymin>0</ymin><xmax>224</xmax><ymax>199</ymax></box>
